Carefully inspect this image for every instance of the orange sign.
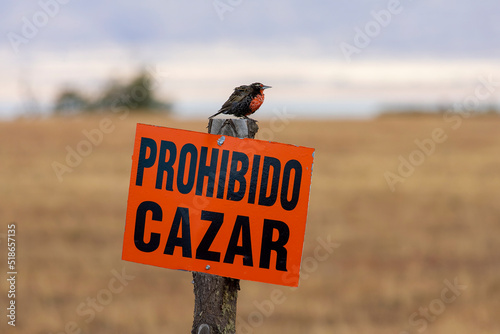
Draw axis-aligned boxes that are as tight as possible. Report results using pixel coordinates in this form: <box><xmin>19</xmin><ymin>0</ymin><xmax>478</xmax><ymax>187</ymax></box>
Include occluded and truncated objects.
<box><xmin>122</xmin><ymin>123</ymin><xmax>315</xmax><ymax>287</ymax></box>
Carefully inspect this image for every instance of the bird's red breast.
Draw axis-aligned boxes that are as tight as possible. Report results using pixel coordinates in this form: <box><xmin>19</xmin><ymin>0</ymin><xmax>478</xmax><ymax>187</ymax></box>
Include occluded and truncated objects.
<box><xmin>249</xmin><ymin>92</ymin><xmax>265</xmax><ymax>113</ymax></box>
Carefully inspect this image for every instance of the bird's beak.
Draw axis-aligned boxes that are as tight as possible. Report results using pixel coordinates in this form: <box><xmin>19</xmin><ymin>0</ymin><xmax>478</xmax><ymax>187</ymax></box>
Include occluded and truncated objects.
<box><xmin>262</xmin><ymin>85</ymin><xmax>272</xmax><ymax>90</ymax></box>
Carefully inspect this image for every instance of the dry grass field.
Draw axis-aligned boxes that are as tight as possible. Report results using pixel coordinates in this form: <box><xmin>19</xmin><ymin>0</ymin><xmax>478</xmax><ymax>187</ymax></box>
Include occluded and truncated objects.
<box><xmin>1</xmin><ymin>112</ymin><xmax>499</xmax><ymax>333</ymax></box>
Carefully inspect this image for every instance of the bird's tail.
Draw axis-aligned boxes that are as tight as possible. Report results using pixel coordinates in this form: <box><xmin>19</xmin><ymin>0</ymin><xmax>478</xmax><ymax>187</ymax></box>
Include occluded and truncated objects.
<box><xmin>209</xmin><ymin>110</ymin><xmax>224</xmax><ymax>119</ymax></box>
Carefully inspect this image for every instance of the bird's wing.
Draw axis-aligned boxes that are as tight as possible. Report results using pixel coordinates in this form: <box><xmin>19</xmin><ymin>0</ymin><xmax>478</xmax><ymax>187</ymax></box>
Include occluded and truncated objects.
<box><xmin>218</xmin><ymin>86</ymin><xmax>249</xmax><ymax>113</ymax></box>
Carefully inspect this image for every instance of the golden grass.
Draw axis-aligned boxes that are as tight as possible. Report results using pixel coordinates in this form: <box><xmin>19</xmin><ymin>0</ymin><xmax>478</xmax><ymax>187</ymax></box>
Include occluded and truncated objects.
<box><xmin>1</xmin><ymin>113</ymin><xmax>499</xmax><ymax>333</ymax></box>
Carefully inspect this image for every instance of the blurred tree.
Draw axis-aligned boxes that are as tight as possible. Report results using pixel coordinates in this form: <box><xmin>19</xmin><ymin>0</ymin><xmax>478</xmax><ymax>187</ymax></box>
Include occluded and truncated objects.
<box><xmin>53</xmin><ymin>70</ymin><xmax>172</xmax><ymax>114</ymax></box>
<box><xmin>53</xmin><ymin>89</ymin><xmax>89</xmax><ymax>114</ymax></box>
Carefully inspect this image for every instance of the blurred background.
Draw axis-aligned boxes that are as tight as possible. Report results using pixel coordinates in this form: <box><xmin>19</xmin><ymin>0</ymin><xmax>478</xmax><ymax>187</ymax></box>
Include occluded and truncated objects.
<box><xmin>2</xmin><ymin>0</ymin><xmax>500</xmax><ymax>119</ymax></box>
<box><xmin>1</xmin><ymin>1</ymin><xmax>500</xmax><ymax>333</ymax></box>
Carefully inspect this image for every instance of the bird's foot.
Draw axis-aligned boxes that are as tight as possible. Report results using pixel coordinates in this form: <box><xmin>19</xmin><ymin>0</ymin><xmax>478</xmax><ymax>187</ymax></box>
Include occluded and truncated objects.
<box><xmin>242</xmin><ymin>116</ymin><xmax>258</xmax><ymax>122</ymax></box>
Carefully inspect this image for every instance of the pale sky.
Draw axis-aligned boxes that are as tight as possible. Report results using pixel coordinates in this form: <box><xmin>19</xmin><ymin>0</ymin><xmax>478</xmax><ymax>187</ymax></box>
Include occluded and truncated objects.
<box><xmin>2</xmin><ymin>1</ymin><xmax>500</xmax><ymax>118</ymax></box>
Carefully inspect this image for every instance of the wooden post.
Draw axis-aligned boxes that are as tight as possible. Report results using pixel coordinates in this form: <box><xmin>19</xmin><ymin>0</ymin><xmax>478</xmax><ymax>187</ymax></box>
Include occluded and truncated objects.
<box><xmin>191</xmin><ymin>118</ymin><xmax>259</xmax><ymax>334</ymax></box>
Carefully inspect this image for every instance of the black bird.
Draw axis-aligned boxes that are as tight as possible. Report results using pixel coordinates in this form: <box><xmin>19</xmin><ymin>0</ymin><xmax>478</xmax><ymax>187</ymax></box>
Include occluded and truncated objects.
<box><xmin>209</xmin><ymin>82</ymin><xmax>271</xmax><ymax>119</ymax></box>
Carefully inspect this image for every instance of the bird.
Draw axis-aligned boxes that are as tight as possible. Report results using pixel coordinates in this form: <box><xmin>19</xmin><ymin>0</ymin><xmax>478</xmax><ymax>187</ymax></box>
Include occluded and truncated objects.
<box><xmin>209</xmin><ymin>82</ymin><xmax>271</xmax><ymax>119</ymax></box>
